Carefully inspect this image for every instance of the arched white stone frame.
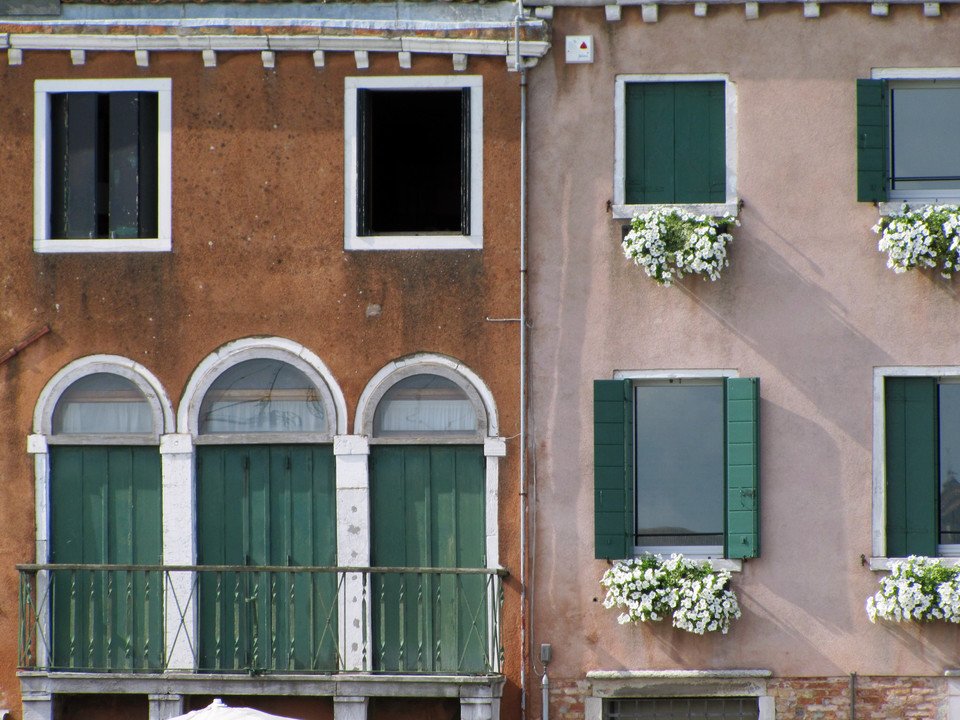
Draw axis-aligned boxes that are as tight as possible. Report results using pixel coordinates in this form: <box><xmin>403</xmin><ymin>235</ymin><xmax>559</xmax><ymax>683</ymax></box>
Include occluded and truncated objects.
<box><xmin>355</xmin><ymin>353</ymin><xmax>499</xmax><ymax>439</ymax></box>
<box><xmin>166</xmin><ymin>337</ymin><xmax>348</xmax><ymax>670</ymax></box>
<box><xmin>178</xmin><ymin>336</ymin><xmax>347</xmax><ymax>438</ymax></box>
<box><xmin>27</xmin><ymin>355</ymin><xmax>174</xmax><ymax>669</ymax></box>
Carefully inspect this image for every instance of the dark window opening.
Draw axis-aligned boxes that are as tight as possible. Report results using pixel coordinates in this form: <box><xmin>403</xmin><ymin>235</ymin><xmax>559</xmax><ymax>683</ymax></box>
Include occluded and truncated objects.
<box><xmin>606</xmin><ymin>698</ymin><xmax>760</xmax><ymax>720</ymax></box>
<box><xmin>358</xmin><ymin>88</ymin><xmax>469</xmax><ymax>236</ymax></box>
<box><xmin>50</xmin><ymin>92</ymin><xmax>158</xmax><ymax>240</ymax></box>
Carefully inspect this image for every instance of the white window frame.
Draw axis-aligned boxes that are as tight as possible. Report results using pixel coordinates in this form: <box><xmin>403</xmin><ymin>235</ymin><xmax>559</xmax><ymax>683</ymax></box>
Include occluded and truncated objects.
<box><xmin>613</xmin><ymin>369</ymin><xmax>741</xmax><ymax>570</ymax></box>
<box><xmin>34</xmin><ymin>78</ymin><xmax>172</xmax><ymax>253</ymax></box>
<box><xmin>344</xmin><ymin>75</ymin><xmax>483</xmax><ymax>251</ymax></box>
<box><xmin>613</xmin><ymin>74</ymin><xmax>738</xmax><ymax>220</ymax></box>
<box><xmin>871</xmin><ymin>366</ymin><xmax>960</xmax><ymax>569</ymax></box>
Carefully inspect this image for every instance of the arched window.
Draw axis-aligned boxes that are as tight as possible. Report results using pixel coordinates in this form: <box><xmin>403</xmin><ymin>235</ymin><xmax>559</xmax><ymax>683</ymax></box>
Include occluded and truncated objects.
<box><xmin>33</xmin><ymin>357</ymin><xmax>171</xmax><ymax>671</ymax></box>
<box><xmin>359</xmin><ymin>359</ymin><xmax>493</xmax><ymax>673</ymax></box>
<box><xmin>182</xmin><ymin>340</ymin><xmax>342</xmax><ymax>673</ymax></box>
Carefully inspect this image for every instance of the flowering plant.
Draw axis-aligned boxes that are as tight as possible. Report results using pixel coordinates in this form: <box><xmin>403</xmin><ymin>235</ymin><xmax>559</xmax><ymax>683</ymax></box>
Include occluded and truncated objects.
<box><xmin>873</xmin><ymin>204</ymin><xmax>960</xmax><ymax>277</ymax></box>
<box><xmin>600</xmin><ymin>554</ymin><xmax>741</xmax><ymax>634</ymax></box>
<box><xmin>621</xmin><ymin>207</ymin><xmax>737</xmax><ymax>287</ymax></box>
<box><xmin>866</xmin><ymin>555</ymin><xmax>960</xmax><ymax>623</ymax></box>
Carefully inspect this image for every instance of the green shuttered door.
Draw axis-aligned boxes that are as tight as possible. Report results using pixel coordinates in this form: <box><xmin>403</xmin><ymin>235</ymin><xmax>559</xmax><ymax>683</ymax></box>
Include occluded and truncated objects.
<box><xmin>625</xmin><ymin>81</ymin><xmax>726</xmax><ymax>205</ymax></box>
<box><xmin>196</xmin><ymin>444</ymin><xmax>337</xmax><ymax>672</ymax></box>
<box><xmin>370</xmin><ymin>445</ymin><xmax>486</xmax><ymax>672</ymax></box>
<box><xmin>885</xmin><ymin>377</ymin><xmax>938</xmax><ymax>557</ymax></box>
<box><xmin>49</xmin><ymin>445</ymin><xmax>162</xmax><ymax>670</ymax></box>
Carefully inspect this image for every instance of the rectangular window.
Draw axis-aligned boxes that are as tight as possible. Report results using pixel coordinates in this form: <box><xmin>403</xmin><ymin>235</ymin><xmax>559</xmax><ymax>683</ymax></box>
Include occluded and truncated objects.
<box><xmin>879</xmin><ymin>373</ymin><xmax>960</xmax><ymax>558</ymax></box>
<box><xmin>344</xmin><ymin>76</ymin><xmax>482</xmax><ymax>251</ymax></box>
<box><xmin>605</xmin><ymin>698</ymin><xmax>759</xmax><ymax>720</ymax></box>
<box><xmin>593</xmin><ymin>374</ymin><xmax>759</xmax><ymax>561</ymax></box>
<box><xmin>858</xmin><ymin>73</ymin><xmax>960</xmax><ymax>203</ymax></box>
<box><xmin>34</xmin><ymin>79</ymin><xmax>172</xmax><ymax>253</ymax></box>
<box><xmin>613</xmin><ymin>75</ymin><xmax>737</xmax><ymax>219</ymax></box>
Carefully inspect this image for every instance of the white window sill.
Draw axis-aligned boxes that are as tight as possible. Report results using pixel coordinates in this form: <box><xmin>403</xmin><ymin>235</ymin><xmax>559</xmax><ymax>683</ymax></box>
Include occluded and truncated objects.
<box><xmin>869</xmin><ymin>556</ymin><xmax>960</xmax><ymax>571</ymax></box>
<box><xmin>344</xmin><ymin>233</ymin><xmax>482</xmax><ymax>251</ymax></box>
<box><xmin>34</xmin><ymin>238</ymin><xmax>172</xmax><ymax>253</ymax></box>
<box><xmin>879</xmin><ymin>199</ymin><xmax>960</xmax><ymax>214</ymax></box>
<box><xmin>613</xmin><ymin>202</ymin><xmax>739</xmax><ymax>221</ymax></box>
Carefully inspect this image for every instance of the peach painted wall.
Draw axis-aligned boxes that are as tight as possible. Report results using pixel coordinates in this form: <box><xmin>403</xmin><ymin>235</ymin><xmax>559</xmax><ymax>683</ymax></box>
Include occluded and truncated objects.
<box><xmin>527</xmin><ymin>0</ymin><xmax>960</xmax><ymax>691</ymax></box>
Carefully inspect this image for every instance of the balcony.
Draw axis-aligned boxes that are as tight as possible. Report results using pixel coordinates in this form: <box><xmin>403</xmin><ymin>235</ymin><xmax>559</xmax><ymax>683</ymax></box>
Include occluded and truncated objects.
<box><xmin>18</xmin><ymin>564</ymin><xmax>505</xmax><ymax>675</ymax></box>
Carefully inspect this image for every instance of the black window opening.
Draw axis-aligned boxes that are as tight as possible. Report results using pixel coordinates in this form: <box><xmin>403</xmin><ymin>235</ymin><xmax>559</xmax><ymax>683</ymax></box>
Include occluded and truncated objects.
<box><xmin>50</xmin><ymin>92</ymin><xmax>159</xmax><ymax>240</ymax></box>
<box><xmin>357</xmin><ymin>88</ymin><xmax>470</xmax><ymax>236</ymax></box>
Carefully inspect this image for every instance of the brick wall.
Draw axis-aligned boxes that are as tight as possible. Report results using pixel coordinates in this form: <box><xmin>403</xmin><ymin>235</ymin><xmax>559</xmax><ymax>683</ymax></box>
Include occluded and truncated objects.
<box><xmin>545</xmin><ymin>676</ymin><xmax>947</xmax><ymax>720</ymax></box>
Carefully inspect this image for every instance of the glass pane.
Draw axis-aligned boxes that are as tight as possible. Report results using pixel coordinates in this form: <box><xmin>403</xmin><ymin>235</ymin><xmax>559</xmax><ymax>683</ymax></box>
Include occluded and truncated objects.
<box><xmin>891</xmin><ymin>86</ymin><xmax>960</xmax><ymax>191</ymax></box>
<box><xmin>52</xmin><ymin>373</ymin><xmax>154</xmax><ymax>435</ymax></box>
<box><xmin>634</xmin><ymin>383</ymin><xmax>724</xmax><ymax>547</ymax></box>
<box><xmin>940</xmin><ymin>383</ymin><xmax>960</xmax><ymax>544</ymax></box>
<box><xmin>373</xmin><ymin>374</ymin><xmax>478</xmax><ymax>437</ymax></box>
<box><xmin>198</xmin><ymin>359</ymin><xmax>328</xmax><ymax>435</ymax></box>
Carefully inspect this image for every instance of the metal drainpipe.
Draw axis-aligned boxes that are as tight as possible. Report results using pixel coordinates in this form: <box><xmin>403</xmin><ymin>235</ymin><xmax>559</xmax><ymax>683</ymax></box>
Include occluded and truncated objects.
<box><xmin>515</xmin><ymin>1</ymin><xmax>530</xmax><ymax>717</ymax></box>
<box><xmin>542</xmin><ymin>669</ymin><xmax>550</xmax><ymax>720</ymax></box>
<box><xmin>850</xmin><ymin>672</ymin><xmax>856</xmax><ymax>720</ymax></box>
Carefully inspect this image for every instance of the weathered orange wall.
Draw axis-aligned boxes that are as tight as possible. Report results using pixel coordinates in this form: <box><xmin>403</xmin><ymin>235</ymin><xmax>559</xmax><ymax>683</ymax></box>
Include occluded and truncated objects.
<box><xmin>0</xmin><ymin>48</ymin><xmax>524</xmax><ymax>719</ymax></box>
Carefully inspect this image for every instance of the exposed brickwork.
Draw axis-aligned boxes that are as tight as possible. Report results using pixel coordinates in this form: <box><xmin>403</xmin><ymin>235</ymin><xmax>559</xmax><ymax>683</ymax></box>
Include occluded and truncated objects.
<box><xmin>547</xmin><ymin>676</ymin><xmax>948</xmax><ymax>720</ymax></box>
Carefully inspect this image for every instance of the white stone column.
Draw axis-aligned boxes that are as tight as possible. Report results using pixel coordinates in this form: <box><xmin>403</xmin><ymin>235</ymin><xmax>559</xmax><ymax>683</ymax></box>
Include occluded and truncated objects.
<box><xmin>21</xmin><ymin>691</ymin><xmax>53</xmax><ymax>720</ymax></box>
<box><xmin>483</xmin><ymin>437</ymin><xmax>506</xmax><ymax>671</ymax></box>
<box><xmin>148</xmin><ymin>694</ymin><xmax>184</xmax><ymax>720</ymax></box>
<box><xmin>27</xmin><ymin>435</ymin><xmax>51</xmax><ymax>670</ymax></box>
<box><xmin>160</xmin><ymin>433</ymin><xmax>196</xmax><ymax>671</ymax></box>
<box><xmin>461</xmin><ymin>696</ymin><xmax>499</xmax><ymax>720</ymax></box>
<box><xmin>333</xmin><ymin>696</ymin><xmax>368</xmax><ymax>720</ymax></box>
<box><xmin>334</xmin><ymin>435</ymin><xmax>370</xmax><ymax>672</ymax></box>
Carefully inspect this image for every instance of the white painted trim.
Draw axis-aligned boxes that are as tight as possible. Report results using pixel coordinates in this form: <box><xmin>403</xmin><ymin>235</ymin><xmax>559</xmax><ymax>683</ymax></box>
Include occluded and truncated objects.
<box><xmin>612</xmin><ymin>202</ymin><xmax>738</xmax><ymax>220</ymax></box>
<box><xmin>872</xmin><ymin>366</ymin><xmax>960</xmax><ymax>559</ymax></box>
<box><xmin>343</xmin><ymin>75</ymin><xmax>483</xmax><ymax>251</ymax></box>
<box><xmin>614</xmin><ymin>74</ymin><xmax>738</xmax><ymax>212</ymax></box>
<box><xmin>33</xmin><ymin>78</ymin><xmax>172</xmax><ymax>254</ymax></box>
<box><xmin>33</xmin><ymin>354</ymin><xmax>174</xmax><ymax>437</ymax></box>
<box><xmin>614</xmin><ymin>368</ymin><xmax>738</xmax><ymax>380</ymax></box>
<box><xmin>177</xmin><ymin>336</ymin><xmax>348</xmax><ymax>437</ymax></box>
<box><xmin>355</xmin><ymin>353</ymin><xmax>499</xmax><ymax>437</ymax></box>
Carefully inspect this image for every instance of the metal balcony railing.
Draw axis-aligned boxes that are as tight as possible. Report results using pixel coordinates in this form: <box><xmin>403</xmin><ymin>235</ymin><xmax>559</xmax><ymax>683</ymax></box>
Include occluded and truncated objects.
<box><xmin>18</xmin><ymin>564</ymin><xmax>505</xmax><ymax>676</ymax></box>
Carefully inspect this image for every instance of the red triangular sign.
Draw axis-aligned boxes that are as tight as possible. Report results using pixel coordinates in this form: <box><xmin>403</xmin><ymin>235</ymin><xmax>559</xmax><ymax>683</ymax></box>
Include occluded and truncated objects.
<box><xmin>580</xmin><ymin>42</ymin><xmax>588</xmax><ymax>49</ymax></box>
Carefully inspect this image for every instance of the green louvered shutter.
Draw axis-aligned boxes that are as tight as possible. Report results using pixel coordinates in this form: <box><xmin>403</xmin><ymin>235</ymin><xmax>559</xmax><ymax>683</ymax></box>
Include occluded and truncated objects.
<box><xmin>196</xmin><ymin>444</ymin><xmax>337</xmax><ymax>672</ymax></box>
<box><xmin>725</xmin><ymin>378</ymin><xmax>760</xmax><ymax>559</ymax></box>
<box><xmin>885</xmin><ymin>377</ymin><xmax>938</xmax><ymax>557</ymax></box>
<box><xmin>594</xmin><ymin>379</ymin><xmax>634</xmax><ymax>559</ymax></box>
<box><xmin>625</xmin><ymin>83</ymin><xmax>674</xmax><ymax>204</ymax></box>
<box><xmin>857</xmin><ymin>79</ymin><xmax>889</xmax><ymax>203</ymax></box>
<box><xmin>370</xmin><ymin>445</ymin><xmax>486</xmax><ymax>672</ymax></box>
<box><xmin>49</xmin><ymin>445</ymin><xmax>163</xmax><ymax>670</ymax></box>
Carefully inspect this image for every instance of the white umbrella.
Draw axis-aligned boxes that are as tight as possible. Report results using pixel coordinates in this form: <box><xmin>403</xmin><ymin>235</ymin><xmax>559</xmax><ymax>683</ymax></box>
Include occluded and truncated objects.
<box><xmin>171</xmin><ymin>699</ymin><xmax>301</xmax><ymax>720</ymax></box>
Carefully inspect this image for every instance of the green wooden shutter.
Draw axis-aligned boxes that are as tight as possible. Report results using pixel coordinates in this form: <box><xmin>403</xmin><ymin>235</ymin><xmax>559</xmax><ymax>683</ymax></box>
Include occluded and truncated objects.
<box><xmin>857</xmin><ymin>79</ymin><xmax>889</xmax><ymax>203</ymax></box>
<box><xmin>725</xmin><ymin>378</ymin><xmax>760</xmax><ymax>559</ymax></box>
<box><xmin>49</xmin><ymin>445</ymin><xmax>162</xmax><ymax>670</ymax></box>
<box><xmin>884</xmin><ymin>377</ymin><xmax>938</xmax><ymax>557</ymax></box>
<box><xmin>625</xmin><ymin>82</ymin><xmax>725</xmax><ymax>205</ymax></box>
<box><xmin>674</xmin><ymin>82</ymin><xmax>726</xmax><ymax>203</ymax></box>
<box><xmin>594</xmin><ymin>379</ymin><xmax>634</xmax><ymax>560</ymax></box>
<box><xmin>196</xmin><ymin>444</ymin><xmax>337</xmax><ymax>672</ymax></box>
<box><xmin>370</xmin><ymin>445</ymin><xmax>486</xmax><ymax>673</ymax></box>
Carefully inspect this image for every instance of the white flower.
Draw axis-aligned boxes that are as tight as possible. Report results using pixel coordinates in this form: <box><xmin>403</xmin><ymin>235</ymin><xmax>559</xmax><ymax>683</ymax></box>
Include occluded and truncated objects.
<box><xmin>865</xmin><ymin>555</ymin><xmax>960</xmax><ymax>624</ymax></box>
<box><xmin>622</xmin><ymin>208</ymin><xmax>736</xmax><ymax>287</ymax></box>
